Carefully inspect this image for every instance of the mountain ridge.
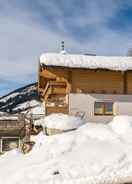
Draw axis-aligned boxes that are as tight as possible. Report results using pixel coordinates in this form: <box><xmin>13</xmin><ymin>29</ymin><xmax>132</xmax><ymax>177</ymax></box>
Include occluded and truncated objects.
<box><xmin>0</xmin><ymin>82</ymin><xmax>40</xmax><ymax>113</ymax></box>
<box><xmin>0</xmin><ymin>83</ymin><xmax>37</xmax><ymax>100</ymax></box>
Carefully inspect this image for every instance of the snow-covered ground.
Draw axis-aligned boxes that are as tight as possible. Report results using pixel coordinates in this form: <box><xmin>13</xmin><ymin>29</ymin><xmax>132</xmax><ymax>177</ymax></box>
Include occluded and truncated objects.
<box><xmin>0</xmin><ymin>115</ymin><xmax>132</xmax><ymax>183</ymax></box>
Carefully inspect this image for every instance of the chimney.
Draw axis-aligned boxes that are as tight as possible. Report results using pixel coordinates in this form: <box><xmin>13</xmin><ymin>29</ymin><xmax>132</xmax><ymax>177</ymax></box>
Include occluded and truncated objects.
<box><xmin>61</xmin><ymin>41</ymin><xmax>65</xmax><ymax>51</ymax></box>
<box><xmin>60</xmin><ymin>41</ymin><xmax>67</xmax><ymax>54</ymax></box>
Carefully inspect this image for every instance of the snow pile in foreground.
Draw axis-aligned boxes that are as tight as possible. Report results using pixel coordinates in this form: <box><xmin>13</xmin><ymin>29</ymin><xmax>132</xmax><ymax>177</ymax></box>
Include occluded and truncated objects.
<box><xmin>43</xmin><ymin>113</ymin><xmax>84</xmax><ymax>130</ymax></box>
<box><xmin>110</xmin><ymin>115</ymin><xmax>132</xmax><ymax>135</ymax></box>
<box><xmin>29</xmin><ymin>100</ymin><xmax>45</xmax><ymax>115</ymax></box>
<box><xmin>0</xmin><ymin>115</ymin><xmax>132</xmax><ymax>184</ymax></box>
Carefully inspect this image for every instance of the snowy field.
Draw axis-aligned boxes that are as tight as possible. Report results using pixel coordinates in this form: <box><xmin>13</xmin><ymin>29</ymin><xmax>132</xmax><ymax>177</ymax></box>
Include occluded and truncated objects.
<box><xmin>0</xmin><ymin>115</ymin><xmax>132</xmax><ymax>184</ymax></box>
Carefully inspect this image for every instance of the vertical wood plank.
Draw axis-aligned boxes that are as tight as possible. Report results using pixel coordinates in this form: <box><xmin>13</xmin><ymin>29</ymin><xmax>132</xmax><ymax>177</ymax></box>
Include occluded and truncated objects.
<box><xmin>123</xmin><ymin>71</ymin><xmax>127</xmax><ymax>94</ymax></box>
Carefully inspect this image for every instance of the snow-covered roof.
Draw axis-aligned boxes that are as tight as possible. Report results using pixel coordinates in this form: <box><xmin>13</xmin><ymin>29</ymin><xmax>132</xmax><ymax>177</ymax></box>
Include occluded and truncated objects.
<box><xmin>0</xmin><ymin>116</ymin><xmax>18</xmax><ymax>121</ymax></box>
<box><xmin>40</xmin><ymin>53</ymin><xmax>132</xmax><ymax>71</ymax></box>
<box><xmin>43</xmin><ymin>113</ymin><xmax>84</xmax><ymax>130</ymax></box>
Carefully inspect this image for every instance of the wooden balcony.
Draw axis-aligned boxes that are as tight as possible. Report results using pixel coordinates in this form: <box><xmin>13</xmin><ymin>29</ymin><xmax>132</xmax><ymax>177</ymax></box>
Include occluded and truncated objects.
<box><xmin>46</xmin><ymin>106</ymin><xmax>69</xmax><ymax>115</ymax></box>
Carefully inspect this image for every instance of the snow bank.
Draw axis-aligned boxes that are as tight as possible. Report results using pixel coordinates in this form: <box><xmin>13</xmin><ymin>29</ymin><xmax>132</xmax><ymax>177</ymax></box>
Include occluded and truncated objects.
<box><xmin>43</xmin><ymin>113</ymin><xmax>84</xmax><ymax>130</ymax></box>
<box><xmin>40</xmin><ymin>53</ymin><xmax>132</xmax><ymax>71</ymax></box>
<box><xmin>0</xmin><ymin>115</ymin><xmax>132</xmax><ymax>183</ymax></box>
<box><xmin>78</xmin><ymin>123</ymin><xmax>118</xmax><ymax>141</ymax></box>
<box><xmin>32</xmin><ymin>118</ymin><xmax>44</xmax><ymax>126</ymax></box>
<box><xmin>109</xmin><ymin>115</ymin><xmax>132</xmax><ymax>135</ymax></box>
<box><xmin>30</xmin><ymin>101</ymin><xmax>45</xmax><ymax>115</ymax></box>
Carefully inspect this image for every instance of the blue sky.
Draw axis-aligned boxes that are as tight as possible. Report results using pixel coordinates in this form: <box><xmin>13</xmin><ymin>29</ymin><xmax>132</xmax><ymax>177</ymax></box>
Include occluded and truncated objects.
<box><xmin>1</xmin><ymin>0</ymin><xmax>132</xmax><ymax>96</ymax></box>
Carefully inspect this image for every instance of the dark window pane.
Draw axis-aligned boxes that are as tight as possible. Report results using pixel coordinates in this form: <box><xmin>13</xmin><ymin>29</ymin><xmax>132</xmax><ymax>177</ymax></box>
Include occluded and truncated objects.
<box><xmin>104</xmin><ymin>102</ymin><xmax>113</xmax><ymax>115</ymax></box>
<box><xmin>94</xmin><ymin>102</ymin><xmax>113</xmax><ymax>116</ymax></box>
<box><xmin>94</xmin><ymin>102</ymin><xmax>104</xmax><ymax>115</ymax></box>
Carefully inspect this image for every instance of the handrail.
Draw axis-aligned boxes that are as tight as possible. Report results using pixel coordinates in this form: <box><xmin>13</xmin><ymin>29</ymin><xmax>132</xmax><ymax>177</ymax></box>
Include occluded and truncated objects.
<box><xmin>48</xmin><ymin>81</ymin><xmax>66</xmax><ymax>86</ymax></box>
<box><xmin>42</xmin><ymin>81</ymin><xmax>67</xmax><ymax>100</ymax></box>
<box><xmin>42</xmin><ymin>82</ymin><xmax>50</xmax><ymax>97</ymax></box>
<box><xmin>18</xmin><ymin>116</ymin><xmax>32</xmax><ymax>140</ymax></box>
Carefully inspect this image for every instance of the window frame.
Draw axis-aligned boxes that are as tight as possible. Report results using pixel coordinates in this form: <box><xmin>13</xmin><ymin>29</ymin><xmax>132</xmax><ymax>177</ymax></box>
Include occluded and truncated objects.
<box><xmin>94</xmin><ymin>101</ymin><xmax>114</xmax><ymax>116</ymax></box>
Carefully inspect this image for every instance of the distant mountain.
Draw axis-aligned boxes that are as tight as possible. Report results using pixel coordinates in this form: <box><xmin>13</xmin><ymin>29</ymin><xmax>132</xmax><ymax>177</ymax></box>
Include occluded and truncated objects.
<box><xmin>0</xmin><ymin>83</ymin><xmax>43</xmax><ymax>114</ymax></box>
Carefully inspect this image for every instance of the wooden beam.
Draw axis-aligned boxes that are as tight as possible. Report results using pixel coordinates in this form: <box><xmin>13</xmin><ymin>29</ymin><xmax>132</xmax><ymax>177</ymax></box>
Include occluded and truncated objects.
<box><xmin>37</xmin><ymin>60</ymin><xmax>40</xmax><ymax>95</ymax></box>
<box><xmin>68</xmin><ymin>70</ymin><xmax>72</xmax><ymax>92</ymax></box>
<box><xmin>122</xmin><ymin>71</ymin><xmax>127</xmax><ymax>94</ymax></box>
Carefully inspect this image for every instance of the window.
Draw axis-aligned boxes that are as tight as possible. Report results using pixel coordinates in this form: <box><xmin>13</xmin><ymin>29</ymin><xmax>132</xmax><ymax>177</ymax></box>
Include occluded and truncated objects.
<box><xmin>94</xmin><ymin>102</ymin><xmax>113</xmax><ymax>115</ymax></box>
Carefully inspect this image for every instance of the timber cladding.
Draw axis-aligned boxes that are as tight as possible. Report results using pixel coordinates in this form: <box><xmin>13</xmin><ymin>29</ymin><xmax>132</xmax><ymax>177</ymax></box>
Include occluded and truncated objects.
<box><xmin>126</xmin><ymin>71</ymin><xmax>132</xmax><ymax>94</ymax></box>
<box><xmin>39</xmin><ymin>66</ymin><xmax>132</xmax><ymax>95</ymax></box>
<box><xmin>39</xmin><ymin>65</ymin><xmax>132</xmax><ymax>115</ymax></box>
<box><xmin>39</xmin><ymin>67</ymin><xmax>69</xmax><ymax>92</ymax></box>
<box><xmin>71</xmin><ymin>69</ymin><xmax>124</xmax><ymax>94</ymax></box>
<box><xmin>45</xmin><ymin>106</ymin><xmax>69</xmax><ymax>115</ymax></box>
<box><xmin>40</xmin><ymin>67</ymin><xmax>69</xmax><ymax>81</ymax></box>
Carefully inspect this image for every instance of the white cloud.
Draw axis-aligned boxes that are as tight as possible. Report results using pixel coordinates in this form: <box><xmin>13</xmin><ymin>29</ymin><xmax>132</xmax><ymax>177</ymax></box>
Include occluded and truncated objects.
<box><xmin>0</xmin><ymin>14</ymin><xmax>80</xmax><ymax>84</ymax></box>
<box><xmin>0</xmin><ymin>0</ymin><xmax>132</xmax><ymax>95</ymax></box>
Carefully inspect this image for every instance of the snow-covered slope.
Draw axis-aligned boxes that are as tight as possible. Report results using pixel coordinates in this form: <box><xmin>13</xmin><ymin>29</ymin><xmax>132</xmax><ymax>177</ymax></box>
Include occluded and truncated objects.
<box><xmin>0</xmin><ymin>83</ymin><xmax>42</xmax><ymax>114</ymax></box>
<box><xmin>0</xmin><ymin>115</ymin><xmax>132</xmax><ymax>184</ymax></box>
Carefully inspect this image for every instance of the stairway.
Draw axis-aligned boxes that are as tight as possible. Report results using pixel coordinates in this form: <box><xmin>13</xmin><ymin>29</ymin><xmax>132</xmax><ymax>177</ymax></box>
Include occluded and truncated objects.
<box><xmin>41</xmin><ymin>81</ymin><xmax>67</xmax><ymax>100</ymax></box>
<box><xmin>42</xmin><ymin>81</ymin><xmax>69</xmax><ymax>115</ymax></box>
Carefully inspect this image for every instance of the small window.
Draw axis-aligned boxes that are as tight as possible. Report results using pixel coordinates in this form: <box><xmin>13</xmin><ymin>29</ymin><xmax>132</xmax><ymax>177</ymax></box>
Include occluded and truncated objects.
<box><xmin>104</xmin><ymin>102</ymin><xmax>113</xmax><ymax>115</ymax></box>
<box><xmin>94</xmin><ymin>102</ymin><xmax>113</xmax><ymax>115</ymax></box>
<box><xmin>94</xmin><ymin>102</ymin><xmax>104</xmax><ymax>115</ymax></box>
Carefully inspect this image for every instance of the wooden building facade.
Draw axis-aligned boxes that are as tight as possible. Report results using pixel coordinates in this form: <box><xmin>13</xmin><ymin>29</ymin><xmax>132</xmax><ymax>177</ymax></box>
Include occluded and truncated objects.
<box><xmin>0</xmin><ymin>114</ymin><xmax>31</xmax><ymax>153</ymax></box>
<box><xmin>38</xmin><ymin>53</ymin><xmax>132</xmax><ymax>122</ymax></box>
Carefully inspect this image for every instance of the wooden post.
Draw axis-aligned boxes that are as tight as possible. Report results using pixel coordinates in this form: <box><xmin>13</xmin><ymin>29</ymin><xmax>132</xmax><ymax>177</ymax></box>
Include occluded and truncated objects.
<box><xmin>38</xmin><ymin>60</ymin><xmax>41</xmax><ymax>95</ymax></box>
<box><xmin>18</xmin><ymin>138</ymin><xmax>21</xmax><ymax>149</ymax></box>
<box><xmin>123</xmin><ymin>71</ymin><xmax>127</xmax><ymax>94</ymax></box>
<box><xmin>0</xmin><ymin>138</ymin><xmax>3</xmax><ymax>153</ymax></box>
<box><xmin>68</xmin><ymin>70</ymin><xmax>72</xmax><ymax>92</ymax></box>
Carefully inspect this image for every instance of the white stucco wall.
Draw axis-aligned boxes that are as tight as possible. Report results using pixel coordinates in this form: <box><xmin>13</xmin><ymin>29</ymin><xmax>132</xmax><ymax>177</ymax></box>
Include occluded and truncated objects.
<box><xmin>69</xmin><ymin>93</ymin><xmax>132</xmax><ymax>123</ymax></box>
